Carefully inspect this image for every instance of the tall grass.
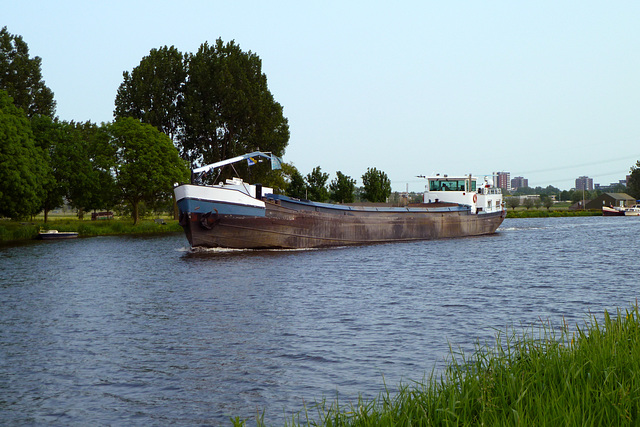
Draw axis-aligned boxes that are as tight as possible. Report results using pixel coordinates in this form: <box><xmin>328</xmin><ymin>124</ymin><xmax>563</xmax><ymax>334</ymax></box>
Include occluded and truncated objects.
<box><xmin>506</xmin><ymin>209</ymin><xmax>601</xmax><ymax>218</ymax></box>
<box><xmin>236</xmin><ymin>305</ymin><xmax>640</xmax><ymax>426</ymax></box>
<box><xmin>0</xmin><ymin>218</ymin><xmax>182</xmax><ymax>242</ymax></box>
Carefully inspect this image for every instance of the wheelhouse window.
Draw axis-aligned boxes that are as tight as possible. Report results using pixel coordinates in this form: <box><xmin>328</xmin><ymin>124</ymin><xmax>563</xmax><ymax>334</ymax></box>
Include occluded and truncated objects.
<box><xmin>429</xmin><ymin>179</ymin><xmax>476</xmax><ymax>192</ymax></box>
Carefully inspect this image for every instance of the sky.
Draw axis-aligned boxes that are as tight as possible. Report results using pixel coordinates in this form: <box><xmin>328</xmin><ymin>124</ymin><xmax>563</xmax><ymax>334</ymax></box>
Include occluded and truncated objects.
<box><xmin>4</xmin><ymin>1</ymin><xmax>640</xmax><ymax>191</ymax></box>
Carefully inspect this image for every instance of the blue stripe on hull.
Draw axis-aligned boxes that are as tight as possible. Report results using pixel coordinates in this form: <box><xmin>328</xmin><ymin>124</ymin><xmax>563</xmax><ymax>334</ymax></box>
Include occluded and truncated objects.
<box><xmin>177</xmin><ymin>198</ymin><xmax>265</xmax><ymax>217</ymax></box>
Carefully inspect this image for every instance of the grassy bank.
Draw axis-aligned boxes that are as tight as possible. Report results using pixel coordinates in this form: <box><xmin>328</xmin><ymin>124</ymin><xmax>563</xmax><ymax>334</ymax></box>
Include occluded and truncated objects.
<box><xmin>0</xmin><ymin>217</ymin><xmax>182</xmax><ymax>242</ymax></box>
<box><xmin>506</xmin><ymin>209</ymin><xmax>601</xmax><ymax>218</ymax></box>
<box><xmin>242</xmin><ymin>305</ymin><xmax>640</xmax><ymax>426</ymax></box>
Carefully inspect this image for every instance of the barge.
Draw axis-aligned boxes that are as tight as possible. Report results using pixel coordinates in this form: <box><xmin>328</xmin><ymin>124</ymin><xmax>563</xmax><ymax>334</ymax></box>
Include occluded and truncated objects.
<box><xmin>174</xmin><ymin>152</ymin><xmax>506</xmax><ymax>249</ymax></box>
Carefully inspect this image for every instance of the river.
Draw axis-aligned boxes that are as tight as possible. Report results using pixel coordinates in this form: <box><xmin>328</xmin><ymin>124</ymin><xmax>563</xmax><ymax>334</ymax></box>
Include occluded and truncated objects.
<box><xmin>1</xmin><ymin>216</ymin><xmax>639</xmax><ymax>425</ymax></box>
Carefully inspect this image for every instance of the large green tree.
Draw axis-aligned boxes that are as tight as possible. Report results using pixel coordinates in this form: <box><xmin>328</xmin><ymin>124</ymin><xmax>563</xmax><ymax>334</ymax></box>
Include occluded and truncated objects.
<box><xmin>109</xmin><ymin>118</ymin><xmax>189</xmax><ymax>224</ymax></box>
<box><xmin>305</xmin><ymin>166</ymin><xmax>329</xmax><ymax>202</ymax></box>
<box><xmin>0</xmin><ymin>27</ymin><xmax>55</xmax><ymax>118</ymax></box>
<box><xmin>180</xmin><ymin>39</ymin><xmax>289</xmax><ymax>176</ymax></box>
<box><xmin>114</xmin><ymin>46</ymin><xmax>186</xmax><ymax>141</ymax></box>
<box><xmin>287</xmin><ymin>169</ymin><xmax>307</xmax><ymax>199</ymax></box>
<box><xmin>0</xmin><ymin>90</ymin><xmax>49</xmax><ymax>218</ymax></box>
<box><xmin>30</xmin><ymin>115</ymin><xmax>66</xmax><ymax>221</ymax></box>
<box><xmin>32</xmin><ymin>118</ymin><xmax>118</xmax><ymax>219</ymax></box>
<box><xmin>330</xmin><ymin>171</ymin><xmax>356</xmax><ymax>203</ymax></box>
<box><xmin>361</xmin><ymin>167</ymin><xmax>391</xmax><ymax>203</ymax></box>
<box><xmin>627</xmin><ymin>161</ymin><xmax>640</xmax><ymax>200</ymax></box>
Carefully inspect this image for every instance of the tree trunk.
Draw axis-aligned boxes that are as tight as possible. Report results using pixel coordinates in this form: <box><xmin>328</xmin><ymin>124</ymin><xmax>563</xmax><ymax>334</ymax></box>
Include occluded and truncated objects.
<box><xmin>133</xmin><ymin>201</ymin><xmax>139</xmax><ymax>225</ymax></box>
<box><xmin>44</xmin><ymin>208</ymin><xmax>49</xmax><ymax>223</ymax></box>
<box><xmin>173</xmin><ymin>193</ymin><xmax>179</xmax><ymax>220</ymax></box>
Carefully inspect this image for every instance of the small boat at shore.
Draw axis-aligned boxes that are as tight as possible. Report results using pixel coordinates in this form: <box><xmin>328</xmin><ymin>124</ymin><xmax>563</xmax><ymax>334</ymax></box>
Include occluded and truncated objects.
<box><xmin>602</xmin><ymin>206</ymin><xmax>626</xmax><ymax>216</ymax></box>
<box><xmin>602</xmin><ymin>205</ymin><xmax>640</xmax><ymax>216</ymax></box>
<box><xmin>624</xmin><ymin>205</ymin><xmax>640</xmax><ymax>216</ymax></box>
<box><xmin>174</xmin><ymin>151</ymin><xmax>506</xmax><ymax>249</ymax></box>
<box><xmin>37</xmin><ymin>230</ymin><xmax>79</xmax><ymax>240</ymax></box>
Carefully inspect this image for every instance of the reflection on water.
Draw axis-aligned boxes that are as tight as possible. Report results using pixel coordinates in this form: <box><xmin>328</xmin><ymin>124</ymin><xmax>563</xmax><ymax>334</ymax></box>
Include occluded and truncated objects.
<box><xmin>1</xmin><ymin>217</ymin><xmax>639</xmax><ymax>425</ymax></box>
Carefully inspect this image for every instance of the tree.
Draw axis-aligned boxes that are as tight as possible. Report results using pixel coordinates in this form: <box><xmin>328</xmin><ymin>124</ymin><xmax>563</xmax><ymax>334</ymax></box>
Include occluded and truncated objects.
<box><xmin>30</xmin><ymin>115</ymin><xmax>66</xmax><ymax>221</ymax></box>
<box><xmin>0</xmin><ymin>90</ymin><xmax>49</xmax><ymax>218</ymax></box>
<box><xmin>523</xmin><ymin>198</ymin><xmax>534</xmax><ymax>209</ymax></box>
<box><xmin>0</xmin><ymin>27</ymin><xmax>55</xmax><ymax>118</ymax></box>
<box><xmin>109</xmin><ymin>118</ymin><xmax>189</xmax><ymax>224</ymax></box>
<box><xmin>533</xmin><ymin>197</ymin><xmax>542</xmax><ymax>209</ymax></box>
<box><xmin>286</xmin><ymin>167</ymin><xmax>307</xmax><ymax>199</ymax></box>
<box><xmin>180</xmin><ymin>39</ymin><xmax>289</xmax><ymax>177</ymax></box>
<box><xmin>329</xmin><ymin>171</ymin><xmax>356</xmax><ymax>203</ymax></box>
<box><xmin>505</xmin><ymin>197</ymin><xmax>520</xmax><ymax>210</ymax></box>
<box><xmin>627</xmin><ymin>161</ymin><xmax>640</xmax><ymax>200</ymax></box>
<box><xmin>114</xmin><ymin>46</ymin><xmax>186</xmax><ymax>141</ymax></box>
<box><xmin>361</xmin><ymin>167</ymin><xmax>391</xmax><ymax>202</ymax></box>
<box><xmin>542</xmin><ymin>196</ymin><xmax>554</xmax><ymax>210</ymax></box>
<box><xmin>306</xmin><ymin>166</ymin><xmax>329</xmax><ymax>202</ymax></box>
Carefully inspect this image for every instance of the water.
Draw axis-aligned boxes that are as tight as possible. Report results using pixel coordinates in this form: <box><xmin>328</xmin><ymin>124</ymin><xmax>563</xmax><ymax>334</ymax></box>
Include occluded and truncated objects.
<box><xmin>1</xmin><ymin>216</ymin><xmax>639</xmax><ymax>425</ymax></box>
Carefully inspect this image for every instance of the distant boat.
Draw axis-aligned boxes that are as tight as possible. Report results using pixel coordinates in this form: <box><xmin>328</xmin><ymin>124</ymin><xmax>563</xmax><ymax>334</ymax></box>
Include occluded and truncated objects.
<box><xmin>602</xmin><ymin>206</ymin><xmax>625</xmax><ymax>216</ymax></box>
<box><xmin>174</xmin><ymin>151</ymin><xmax>506</xmax><ymax>249</ymax></box>
<box><xmin>37</xmin><ymin>230</ymin><xmax>79</xmax><ymax>240</ymax></box>
<box><xmin>624</xmin><ymin>205</ymin><xmax>640</xmax><ymax>216</ymax></box>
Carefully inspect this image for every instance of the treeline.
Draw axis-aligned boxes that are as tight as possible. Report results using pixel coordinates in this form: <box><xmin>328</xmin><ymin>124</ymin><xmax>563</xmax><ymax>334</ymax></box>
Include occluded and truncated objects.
<box><xmin>1</xmin><ymin>25</ymin><xmax>397</xmax><ymax>225</ymax></box>
<box><xmin>509</xmin><ymin>175</ymin><xmax>640</xmax><ymax>206</ymax></box>
<box><xmin>285</xmin><ymin>166</ymin><xmax>392</xmax><ymax>204</ymax></box>
<box><xmin>113</xmin><ymin>40</ymin><xmax>394</xmax><ymax>204</ymax></box>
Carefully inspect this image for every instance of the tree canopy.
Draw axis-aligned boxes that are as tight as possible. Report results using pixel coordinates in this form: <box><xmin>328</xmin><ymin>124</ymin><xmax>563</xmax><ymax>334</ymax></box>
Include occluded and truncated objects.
<box><xmin>285</xmin><ymin>166</ymin><xmax>307</xmax><ymax>200</ymax></box>
<box><xmin>361</xmin><ymin>167</ymin><xmax>391</xmax><ymax>202</ymax></box>
<box><xmin>627</xmin><ymin>161</ymin><xmax>640</xmax><ymax>200</ymax></box>
<box><xmin>306</xmin><ymin>166</ymin><xmax>329</xmax><ymax>202</ymax></box>
<box><xmin>109</xmin><ymin>118</ymin><xmax>189</xmax><ymax>224</ymax></box>
<box><xmin>330</xmin><ymin>171</ymin><xmax>356</xmax><ymax>203</ymax></box>
<box><xmin>0</xmin><ymin>27</ymin><xmax>55</xmax><ymax>118</ymax></box>
<box><xmin>0</xmin><ymin>90</ymin><xmax>49</xmax><ymax>218</ymax></box>
<box><xmin>181</xmin><ymin>39</ymin><xmax>289</xmax><ymax>170</ymax></box>
<box><xmin>115</xmin><ymin>39</ymin><xmax>290</xmax><ymax>188</ymax></box>
<box><xmin>505</xmin><ymin>197</ymin><xmax>520</xmax><ymax>210</ymax></box>
<box><xmin>114</xmin><ymin>46</ymin><xmax>186</xmax><ymax>140</ymax></box>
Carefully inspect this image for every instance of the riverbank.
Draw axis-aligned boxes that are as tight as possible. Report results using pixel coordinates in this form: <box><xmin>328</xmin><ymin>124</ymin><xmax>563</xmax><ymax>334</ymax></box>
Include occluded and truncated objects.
<box><xmin>0</xmin><ymin>217</ymin><xmax>182</xmax><ymax>243</ymax></box>
<box><xmin>246</xmin><ymin>305</ymin><xmax>640</xmax><ymax>426</ymax></box>
<box><xmin>506</xmin><ymin>209</ymin><xmax>601</xmax><ymax>218</ymax></box>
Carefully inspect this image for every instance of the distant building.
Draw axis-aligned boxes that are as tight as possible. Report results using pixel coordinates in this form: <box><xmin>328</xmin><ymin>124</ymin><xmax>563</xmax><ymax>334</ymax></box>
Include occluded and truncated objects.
<box><xmin>585</xmin><ymin>193</ymin><xmax>635</xmax><ymax>210</ymax></box>
<box><xmin>575</xmin><ymin>176</ymin><xmax>593</xmax><ymax>191</ymax></box>
<box><xmin>493</xmin><ymin>171</ymin><xmax>511</xmax><ymax>191</ymax></box>
<box><xmin>511</xmin><ymin>176</ymin><xmax>528</xmax><ymax>190</ymax></box>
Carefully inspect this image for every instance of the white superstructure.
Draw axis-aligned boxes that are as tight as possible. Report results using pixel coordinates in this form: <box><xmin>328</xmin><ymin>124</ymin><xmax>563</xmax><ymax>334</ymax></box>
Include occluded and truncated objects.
<box><xmin>423</xmin><ymin>175</ymin><xmax>503</xmax><ymax>214</ymax></box>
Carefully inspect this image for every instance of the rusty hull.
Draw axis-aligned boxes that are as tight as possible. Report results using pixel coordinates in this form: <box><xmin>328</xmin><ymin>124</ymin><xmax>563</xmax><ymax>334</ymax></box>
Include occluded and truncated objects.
<box><xmin>180</xmin><ymin>200</ymin><xmax>506</xmax><ymax>249</ymax></box>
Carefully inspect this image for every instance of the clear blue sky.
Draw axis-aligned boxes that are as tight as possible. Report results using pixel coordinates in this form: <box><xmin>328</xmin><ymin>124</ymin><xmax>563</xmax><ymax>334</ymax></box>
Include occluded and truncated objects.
<box><xmin>5</xmin><ymin>1</ymin><xmax>640</xmax><ymax>191</ymax></box>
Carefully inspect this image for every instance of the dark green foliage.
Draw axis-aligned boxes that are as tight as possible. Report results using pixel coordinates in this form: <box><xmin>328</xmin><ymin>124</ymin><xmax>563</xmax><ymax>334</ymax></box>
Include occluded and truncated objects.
<box><xmin>627</xmin><ymin>161</ymin><xmax>640</xmax><ymax>200</ymax></box>
<box><xmin>329</xmin><ymin>171</ymin><xmax>356</xmax><ymax>203</ymax></box>
<box><xmin>29</xmin><ymin>115</ymin><xmax>66</xmax><ymax>221</ymax></box>
<box><xmin>0</xmin><ymin>27</ymin><xmax>55</xmax><ymax>118</ymax></box>
<box><xmin>0</xmin><ymin>90</ymin><xmax>49</xmax><ymax>218</ymax></box>
<box><xmin>286</xmin><ymin>168</ymin><xmax>307</xmax><ymax>199</ymax></box>
<box><xmin>305</xmin><ymin>166</ymin><xmax>329</xmax><ymax>202</ymax></box>
<box><xmin>180</xmin><ymin>39</ymin><xmax>289</xmax><ymax>175</ymax></box>
<box><xmin>116</xmin><ymin>39</ymin><xmax>290</xmax><ymax>186</ymax></box>
<box><xmin>114</xmin><ymin>46</ymin><xmax>186</xmax><ymax>140</ymax></box>
<box><xmin>541</xmin><ymin>195</ymin><xmax>554</xmax><ymax>210</ymax></box>
<box><xmin>109</xmin><ymin>118</ymin><xmax>189</xmax><ymax>224</ymax></box>
<box><xmin>361</xmin><ymin>167</ymin><xmax>391</xmax><ymax>203</ymax></box>
<box><xmin>505</xmin><ymin>197</ymin><xmax>520</xmax><ymax>210</ymax></box>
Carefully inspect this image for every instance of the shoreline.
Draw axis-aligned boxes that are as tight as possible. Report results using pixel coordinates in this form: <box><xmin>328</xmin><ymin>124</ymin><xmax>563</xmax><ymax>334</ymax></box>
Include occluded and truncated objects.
<box><xmin>1</xmin><ymin>211</ymin><xmax>605</xmax><ymax>244</ymax></box>
<box><xmin>242</xmin><ymin>305</ymin><xmax>640</xmax><ymax>426</ymax></box>
<box><xmin>505</xmin><ymin>209</ymin><xmax>601</xmax><ymax>218</ymax></box>
<box><xmin>0</xmin><ymin>218</ymin><xmax>183</xmax><ymax>244</ymax></box>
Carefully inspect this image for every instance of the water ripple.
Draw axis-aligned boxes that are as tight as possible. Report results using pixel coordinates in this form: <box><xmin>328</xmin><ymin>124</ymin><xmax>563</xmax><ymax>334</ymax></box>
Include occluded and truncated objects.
<box><xmin>1</xmin><ymin>217</ymin><xmax>640</xmax><ymax>424</ymax></box>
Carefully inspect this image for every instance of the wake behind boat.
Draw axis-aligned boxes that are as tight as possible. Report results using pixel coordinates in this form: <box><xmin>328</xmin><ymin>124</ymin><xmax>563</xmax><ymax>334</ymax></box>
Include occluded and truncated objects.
<box><xmin>174</xmin><ymin>152</ymin><xmax>506</xmax><ymax>249</ymax></box>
